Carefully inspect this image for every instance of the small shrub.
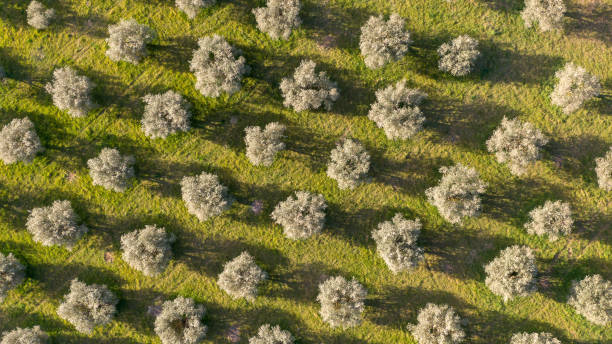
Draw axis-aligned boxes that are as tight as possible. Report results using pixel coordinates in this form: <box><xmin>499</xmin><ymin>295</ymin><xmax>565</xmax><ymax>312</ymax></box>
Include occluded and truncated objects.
<box><xmin>327</xmin><ymin>138</ymin><xmax>370</xmax><ymax>190</ymax></box>
<box><xmin>217</xmin><ymin>251</ymin><xmax>267</xmax><ymax>301</ymax></box>
<box><xmin>486</xmin><ymin>117</ymin><xmax>548</xmax><ymax>176</ymax></box>
<box><xmin>106</xmin><ymin>19</ymin><xmax>155</xmax><ymax>64</ymax></box>
<box><xmin>359</xmin><ymin>14</ymin><xmax>412</xmax><ymax>69</ymax></box>
<box><xmin>249</xmin><ymin>324</ymin><xmax>294</xmax><ymax>344</ymax></box>
<box><xmin>57</xmin><ymin>279</ymin><xmax>118</xmax><ymax>334</ymax></box>
<box><xmin>0</xmin><ymin>253</ymin><xmax>25</xmax><ymax>302</ymax></box>
<box><xmin>510</xmin><ymin>332</ymin><xmax>561</xmax><ymax>344</ymax></box>
<box><xmin>180</xmin><ymin>172</ymin><xmax>231</xmax><ymax>222</ymax></box>
<box><xmin>252</xmin><ymin>0</ymin><xmax>301</xmax><ymax>40</ymax></box>
<box><xmin>437</xmin><ymin>35</ymin><xmax>480</xmax><ymax>76</ymax></box>
<box><xmin>0</xmin><ymin>326</ymin><xmax>48</xmax><ymax>344</ymax></box>
<box><xmin>0</xmin><ymin>117</ymin><xmax>42</xmax><ymax>164</ymax></box>
<box><xmin>595</xmin><ymin>147</ymin><xmax>612</xmax><ymax>191</ymax></box>
<box><xmin>521</xmin><ymin>0</ymin><xmax>566</xmax><ymax>32</ymax></box>
<box><xmin>176</xmin><ymin>0</ymin><xmax>215</xmax><ymax>19</ymax></box>
<box><xmin>568</xmin><ymin>274</ymin><xmax>612</xmax><ymax>326</ymax></box>
<box><xmin>484</xmin><ymin>245</ymin><xmax>537</xmax><ymax>301</ymax></box>
<box><xmin>87</xmin><ymin>148</ymin><xmax>135</xmax><ymax>192</ymax></box>
<box><xmin>189</xmin><ymin>35</ymin><xmax>248</xmax><ymax>97</ymax></box>
<box><xmin>270</xmin><ymin>191</ymin><xmax>327</xmax><ymax>240</ymax></box>
<box><xmin>408</xmin><ymin>303</ymin><xmax>465</xmax><ymax>344</ymax></box>
<box><xmin>154</xmin><ymin>296</ymin><xmax>207</xmax><ymax>344</ymax></box>
<box><xmin>368</xmin><ymin>80</ymin><xmax>426</xmax><ymax>139</ymax></box>
<box><xmin>524</xmin><ymin>200</ymin><xmax>573</xmax><ymax>241</ymax></box>
<box><xmin>425</xmin><ymin>164</ymin><xmax>487</xmax><ymax>224</ymax></box>
<box><xmin>280</xmin><ymin>59</ymin><xmax>339</xmax><ymax>112</ymax></box>
<box><xmin>141</xmin><ymin>90</ymin><xmax>191</xmax><ymax>139</ymax></box>
<box><xmin>45</xmin><ymin>66</ymin><xmax>95</xmax><ymax>118</ymax></box>
<box><xmin>26</xmin><ymin>200</ymin><xmax>88</xmax><ymax>249</ymax></box>
<box><xmin>317</xmin><ymin>276</ymin><xmax>366</xmax><ymax>328</ymax></box>
<box><xmin>120</xmin><ymin>225</ymin><xmax>175</xmax><ymax>276</ymax></box>
<box><xmin>244</xmin><ymin>122</ymin><xmax>286</xmax><ymax>166</ymax></box>
<box><xmin>372</xmin><ymin>213</ymin><xmax>423</xmax><ymax>273</ymax></box>
<box><xmin>551</xmin><ymin>62</ymin><xmax>601</xmax><ymax>114</ymax></box>
<box><xmin>26</xmin><ymin>1</ymin><xmax>54</xmax><ymax>30</ymax></box>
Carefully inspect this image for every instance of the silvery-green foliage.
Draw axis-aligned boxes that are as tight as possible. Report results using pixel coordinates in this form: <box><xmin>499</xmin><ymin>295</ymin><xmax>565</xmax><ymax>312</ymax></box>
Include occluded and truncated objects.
<box><xmin>0</xmin><ymin>253</ymin><xmax>25</xmax><ymax>302</ymax></box>
<box><xmin>595</xmin><ymin>147</ymin><xmax>612</xmax><ymax>191</ymax></box>
<box><xmin>26</xmin><ymin>200</ymin><xmax>87</xmax><ymax>249</ymax></box>
<box><xmin>87</xmin><ymin>148</ymin><xmax>135</xmax><ymax>192</ymax></box>
<box><xmin>120</xmin><ymin>225</ymin><xmax>175</xmax><ymax>276</ymax></box>
<box><xmin>142</xmin><ymin>90</ymin><xmax>191</xmax><ymax>139</ymax></box>
<box><xmin>372</xmin><ymin>213</ymin><xmax>423</xmax><ymax>273</ymax></box>
<box><xmin>270</xmin><ymin>191</ymin><xmax>327</xmax><ymax>240</ymax></box>
<box><xmin>249</xmin><ymin>324</ymin><xmax>294</xmax><ymax>344</ymax></box>
<box><xmin>189</xmin><ymin>35</ymin><xmax>247</xmax><ymax>97</ymax></box>
<box><xmin>26</xmin><ymin>1</ymin><xmax>54</xmax><ymax>30</ymax></box>
<box><xmin>484</xmin><ymin>245</ymin><xmax>537</xmax><ymax>302</ymax></box>
<box><xmin>551</xmin><ymin>62</ymin><xmax>601</xmax><ymax>114</ymax></box>
<box><xmin>176</xmin><ymin>0</ymin><xmax>215</xmax><ymax>19</ymax></box>
<box><xmin>252</xmin><ymin>0</ymin><xmax>301</xmax><ymax>40</ymax></box>
<box><xmin>568</xmin><ymin>274</ymin><xmax>612</xmax><ymax>326</ymax></box>
<box><xmin>359</xmin><ymin>14</ymin><xmax>412</xmax><ymax>69</ymax></box>
<box><xmin>524</xmin><ymin>200</ymin><xmax>573</xmax><ymax>241</ymax></box>
<box><xmin>408</xmin><ymin>303</ymin><xmax>465</xmax><ymax>344</ymax></box>
<box><xmin>0</xmin><ymin>326</ymin><xmax>48</xmax><ymax>344</ymax></box>
<box><xmin>180</xmin><ymin>172</ymin><xmax>231</xmax><ymax>222</ymax></box>
<box><xmin>437</xmin><ymin>35</ymin><xmax>480</xmax><ymax>76</ymax></box>
<box><xmin>0</xmin><ymin>118</ymin><xmax>42</xmax><ymax>164</ymax></box>
<box><xmin>368</xmin><ymin>80</ymin><xmax>426</xmax><ymax>139</ymax></box>
<box><xmin>57</xmin><ymin>279</ymin><xmax>118</xmax><ymax>334</ymax></box>
<box><xmin>217</xmin><ymin>251</ymin><xmax>267</xmax><ymax>301</ymax></box>
<box><xmin>486</xmin><ymin>117</ymin><xmax>548</xmax><ymax>176</ymax></box>
<box><xmin>45</xmin><ymin>66</ymin><xmax>95</xmax><ymax>118</ymax></box>
<box><xmin>326</xmin><ymin>138</ymin><xmax>370</xmax><ymax>190</ymax></box>
<box><xmin>154</xmin><ymin>296</ymin><xmax>207</xmax><ymax>344</ymax></box>
<box><xmin>317</xmin><ymin>276</ymin><xmax>366</xmax><ymax>328</ymax></box>
<box><xmin>509</xmin><ymin>332</ymin><xmax>561</xmax><ymax>344</ymax></box>
<box><xmin>106</xmin><ymin>19</ymin><xmax>155</xmax><ymax>64</ymax></box>
<box><xmin>244</xmin><ymin>122</ymin><xmax>286</xmax><ymax>166</ymax></box>
<box><xmin>280</xmin><ymin>60</ymin><xmax>339</xmax><ymax>112</ymax></box>
<box><xmin>425</xmin><ymin>164</ymin><xmax>487</xmax><ymax>224</ymax></box>
<box><xmin>521</xmin><ymin>0</ymin><xmax>566</xmax><ymax>32</ymax></box>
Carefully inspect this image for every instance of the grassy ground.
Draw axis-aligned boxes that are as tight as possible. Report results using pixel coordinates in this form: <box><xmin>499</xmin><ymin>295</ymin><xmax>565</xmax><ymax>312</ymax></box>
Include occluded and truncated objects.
<box><xmin>0</xmin><ymin>0</ymin><xmax>611</xmax><ymax>342</ymax></box>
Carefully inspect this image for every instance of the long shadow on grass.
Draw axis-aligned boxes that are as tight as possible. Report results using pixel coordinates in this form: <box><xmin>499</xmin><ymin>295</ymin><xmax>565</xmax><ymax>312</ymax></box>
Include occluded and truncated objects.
<box><xmin>545</xmin><ymin>134</ymin><xmax>611</xmax><ymax>185</ymax></box>
<box><xmin>53</xmin><ymin>2</ymin><xmax>112</xmax><ymax>39</ymax></box>
<box><xmin>586</xmin><ymin>77</ymin><xmax>612</xmax><ymax>115</ymax></box>
<box><xmin>480</xmin><ymin>0</ymin><xmax>524</xmax><ymax>12</ymax></box>
<box><xmin>566</xmin><ymin>1</ymin><xmax>612</xmax><ymax>46</ymax></box>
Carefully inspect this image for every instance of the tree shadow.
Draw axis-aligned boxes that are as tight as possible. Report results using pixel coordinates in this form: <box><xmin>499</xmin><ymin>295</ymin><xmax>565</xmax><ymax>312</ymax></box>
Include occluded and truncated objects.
<box><xmin>54</xmin><ymin>2</ymin><xmax>112</xmax><ymax>39</ymax></box>
<box><xmin>544</xmin><ymin>134</ymin><xmax>611</xmax><ymax>185</ymax></box>
<box><xmin>274</xmin><ymin>261</ymin><xmax>349</xmax><ymax>304</ymax></box>
<box><xmin>149</xmin><ymin>35</ymin><xmax>197</xmax><ymax>73</ymax></box>
<box><xmin>53</xmin><ymin>334</ymin><xmax>141</xmax><ymax>344</ymax></box>
<box><xmin>0</xmin><ymin>47</ymin><xmax>42</xmax><ymax>82</ymax></box>
<box><xmin>566</xmin><ymin>1</ymin><xmax>612</xmax><ymax>46</ymax></box>
<box><xmin>0</xmin><ymin>0</ymin><xmax>27</xmax><ymax>29</ymax></box>
<box><xmin>479</xmin><ymin>0</ymin><xmax>524</xmax><ymax>12</ymax></box>
<box><xmin>586</xmin><ymin>77</ymin><xmax>611</xmax><ymax>115</ymax></box>
<box><xmin>285</xmin><ymin>124</ymin><xmax>337</xmax><ymax>172</ymax></box>
<box><xmin>137</xmin><ymin>157</ymin><xmax>206</xmax><ymax>198</ymax></box>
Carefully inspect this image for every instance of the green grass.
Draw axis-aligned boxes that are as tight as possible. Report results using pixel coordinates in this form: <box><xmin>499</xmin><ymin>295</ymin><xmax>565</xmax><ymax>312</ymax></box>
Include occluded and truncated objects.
<box><xmin>0</xmin><ymin>0</ymin><xmax>611</xmax><ymax>342</ymax></box>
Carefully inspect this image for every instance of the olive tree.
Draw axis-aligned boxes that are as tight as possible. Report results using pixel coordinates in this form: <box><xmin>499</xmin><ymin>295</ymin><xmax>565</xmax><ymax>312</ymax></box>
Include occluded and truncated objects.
<box><xmin>26</xmin><ymin>200</ymin><xmax>88</xmax><ymax>249</ymax></box>
<box><xmin>509</xmin><ymin>332</ymin><xmax>561</xmax><ymax>344</ymax></box>
<box><xmin>57</xmin><ymin>279</ymin><xmax>118</xmax><ymax>334</ymax></box>
<box><xmin>524</xmin><ymin>200</ymin><xmax>573</xmax><ymax>241</ymax></box>
<box><xmin>87</xmin><ymin>148</ymin><xmax>135</xmax><ymax>192</ymax></box>
<box><xmin>359</xmin><ymin>13</ymin><xmax>412</xmax><ymax>69</ymax></box>
<box><xmin>244</xmin><ymin>122</ymin><xmax>285</xmax><ymax>166</ymax></box>
<box><xmin>595</xmin><ymin>147</ymin><xmax>612</xmax><ymax>191</ymax></box>
<box><xmin>26</xmin><ymin>1</ymin><xmax>54</xmax><ymax>30</ymax></box>
<box><xmin>521</xmin><ymin>0</ymin><xmax>566</xmax><ymax>32</ymax></box>
<box><xmin>45</xmin><ymin>66</ymin><xmax>95</xmax><ymax>118</ymax></box>
<box><xmin>249</xmin><ymin>324</ymin><xmax>294</xmax><ymax>344</ymax></box>
<box><xmin>408</xmin><ymin>303</ymin><xmax>465</xmax><ymax>344</ymax></box>
<box><xmin>484</xmin><ymin>245</ymin><xmax>537</xmax><ymax>302</ymax></box>
<box><xmin>217</xmin><ymin>251</ymin><xmax>267</xmax><ymax>301</ymax></box>
<box><xmin>0</xmin><ymin>253</ymin><xmax>25</xmax><ymax>302</ymax></box>
<box><xmin>121</xmin><ymin>225</ymin><xmax>175</xmax><ymax>276</ymax></box>
<box><xmin>280</xmin><ymin>59</ymin><xmax>339</xmax><ymax>112</ymax></box>
<box><xmin>568</xmin><ymin>274</ymin><xmax>611</xmax><ymax>326</ymax></box>
<box><xmin>154</xmin><ymin>296</ymin><xmax>207</xmax><ymax>344</ymax></box>
<box><xmin>327</xmin><ymin>138</ymin><xmax>370</xmax><ymax>190</ymax></box>
<box><xmin>0</xmin><ymin>326</ymin><xmax>48</xmax><ymax>344</ymax></box>
<box><xmin>270</xmin><ymin>191</ymin><xmax>327</xmax><ymax>240</ymax></box>
<box><xmin>368</xmin><ymin>80</ymin><xmax>426</xmax><ymax>139</ymax></box>
<box><xmin>437</xmin><ymin>35</ymin><xmax>480</xmax><ymax>76</ymax></box>
<box><xmin>317</xmin><ymin>276</ymin><xmax>366</xmax><ymax>328</ymax></box>
<box><xmin>0</xmin><ymin>117</ymin><xmax>42</xmax><ymax>164</ymax></box>
<box><xmin>106</xmin><ymin>19</ymin><xmax>155</xmax><ymax>64</ymax></box>
<box><xmin>176</xmin><ymin>0</ymin><xmax>215</xmax><ymax>19</ymax></box>
<box><xmin>180</xmin><ymin>172</ymin><xmax>231</xmax><ymax>222</ymax></box>
<box><xmin>372</xmin><ymin>213</ymin><xmax>423</xmax><ymax>273</ymax></box>
<box><xmin>142</xmin><ymin>90</ymin><xmax>191</xmax><ymax>139</ymax></box>
<box><xmin>551</xmin><ymin>62</ymin><xmax>601</xmax><ymax>114</ymax></box>
<box><xmin>252</xmin><ymin>0</ymin><xmax>301</xmax><ymax>40</ymax></box>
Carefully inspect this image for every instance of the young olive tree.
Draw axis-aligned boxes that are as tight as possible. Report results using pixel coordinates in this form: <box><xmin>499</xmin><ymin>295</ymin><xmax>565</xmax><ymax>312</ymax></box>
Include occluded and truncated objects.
<box><xmin>521</xmin><ymin>0</ymin><xmax>566</xmax><ymax>32</ymax></box>
<box><xmin>372</xmin><ymin>213</ymin><xmax>423</xmax><ymax>273</ymax></box>
<box><xmin>270</xmin><ymin>191</ymin><xmax>327</xmax><ymax>240</ymax></box>
<box><xmin>509</xmin><ymin>332</ymin><xmax>561</xmax><ymax>344</ymax></box>
<box><xmin>327</xmin><ymin>138</ymin><xmax>370</xmax><ymax>190</ymax></box>
<box><xmin>180</xmin><ymin>172</ymin><xmax>231</xmax><ymax>222</ymax></box>
<box><xmin>244</xmin><ymin>122</ymin><xmax>285</xmax><ymax>166</ymax></box>
<box><xmin>437</xmin><ymin>35</ymin><xmax>480</xmax><ymax>76</ymax></box>
<box><xmin>176</xmin><ymin>0</ymin><xmax>215</xmax><ymax>19</ymax></box>
<box><xmin>595</xmin><ymin>147</ymin><xmax>612</xmax><ymax>191</ymax></box>
<box><xmin>26</xmin><ymin>1</ymin><xmax>55</xmax><ymax>30</ymax></box>
<box><xmin>0</xmin><ymin>253</ymin><xmax>25</xmax><ymax>302</ymax></box>
<box><xmin>280</xmin><ymin>60</ymin><xmax>339</xmax><ymax>112</ymax></box>
<box><xmin>45</xmin><ymin>66</ymin><xmax>95</xmax><ymax>118</ymax></box>
<box><xmin>408</xmin><ymin>303</ymin><xmax>465</xmax><ymax>344</ymax></box>
<box><xmin>87</xmin><ymin>148</ymin><xmax>135</xmax><ymax>192</ymax></box>
<box><xmin>106</xmin><ymin>19</ymin><xmax>155</xmax><ymax>64</ymax></box>
<box><xmin>317</xmin><ymin>276</ymin><xmax>367</xmax><ymax>328</ymax></box>
<box><xmin>486</xmin><ymin>117</ymin><xmax>548</xmax><ymax>176</ymax></box>
<box><xmin>26</xmin><ymin>200</ymin><xmax>88</xmax><ymax>249</ymax></box>
<box><xmin>568</xmin><ymin>274</ymin><xmax>612</xmax><ymax>326</ymax></box>
<box><xmin>141</xmin><ymin>90</ymin><xmax>191</xmax><ymax>139</ymax></box>
<box><xmin>484</xmin><ymin>245</ymin><xmax>537</xmax><ymax>302</ymax></box>
<box><xmin>425</xmin><ymin>164</ymin><xmax>487</xmax><ymax>224</ymax></box>
<box><xmin>120</xmin><ymin>225</ymin><xmax>175</xmax><ymax>276</ymax></box>
<box><xmin>524</xmin><ymin>200</ymin><xmax>573</xmax><ymax>241</ymax></box>
<box><xmin>57</xmin><ymin>279</ymin><xmax>118</xmax><ymax>334</ymax></box>
<box><xmin>551</xmin><ymin>62</ymin><xmax>601</xmax><ymax>114</ymax></box>
<box><xmin>217</xmin><ymin>251</ymin><xmax>267</xmax><ymax>301</ymax></box>
<box><xmin>0</xmin><ymin>326</ymin><xmax>48</xmax><ymax>344</ymax></box>
<box><xmin>359</xmin><ymin>14</ymin><xmax>412</xmax><ymax>69</ymax></box>
<box><xmin>368</xmin><ymin>80</ymin><xmax>426</xmax><ymax>139</ymax></box>
<box><xmin>154</xmin><ymin>296</ymin><xmax>207</xmax><ymax>344</ymax></box>
<box><xmin>189</xmin><ymin>35</ymin><xmax>248</xmax><ymax>97</ymax></box>
<box><xmin>252</xmin><ymin>0</ymin><xmax>301</xmax><ymax>40</ymax></box>
<box><xmin>0</xmin><ymin>118</ymin><xmax>43</xmax><ymax>164</ymax></box>
<box><xmin>249</xmin><ymin>324</ymin><xmax>294</xmax><ymax>344</ymax></box>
